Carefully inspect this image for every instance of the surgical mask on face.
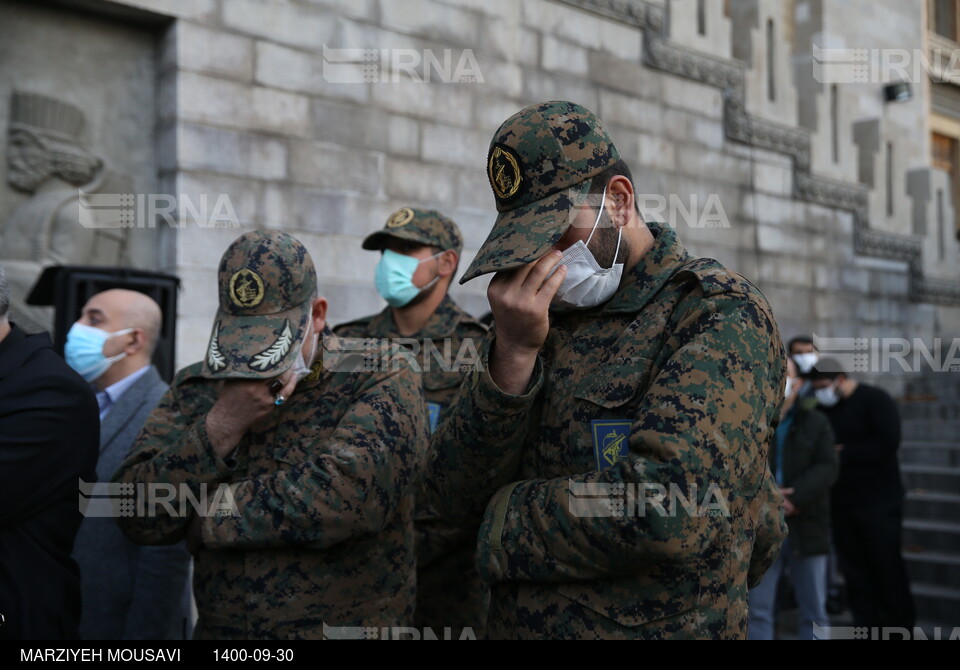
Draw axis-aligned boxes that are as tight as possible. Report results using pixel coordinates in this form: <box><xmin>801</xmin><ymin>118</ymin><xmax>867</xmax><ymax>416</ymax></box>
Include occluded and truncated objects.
<box><xmin>374</xmin><ymin>249</ymin><xmax>443</xmax><ymax>308</ymax></box>
<box><xmin>64</xmin><ymin>323</ymin><xmax>134</xmax><ymax>383</ymax></box>
<box><xmin>816</xmin><ymin>381</ymin><xmax>841</xmax><ymax>407</ymax></box>
<box><xmin>549</xmin><ymin>186</ymin><xmax>624</xmax><ymax>310</ymax></box>
<box><xmin>288</xmin><ymin>322</ymin><xmax>318</xmax><ymax>385</ymax></box>
<box><xmin>784</xmin><ymin>377</ymin><xmax>797</xmax><ymax>399</ymax></box>
<box><xmin>793</xmin><ymin>352</ymin><xmax>819</xmax><ymax>374</ymax></box>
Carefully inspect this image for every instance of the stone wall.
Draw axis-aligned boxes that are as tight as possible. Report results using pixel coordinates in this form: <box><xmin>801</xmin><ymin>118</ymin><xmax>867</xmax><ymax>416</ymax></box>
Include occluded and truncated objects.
<box><xmin>2</xmin><ymin>0</ymin><xmax>957</xmax><ymax>395</ymax></box>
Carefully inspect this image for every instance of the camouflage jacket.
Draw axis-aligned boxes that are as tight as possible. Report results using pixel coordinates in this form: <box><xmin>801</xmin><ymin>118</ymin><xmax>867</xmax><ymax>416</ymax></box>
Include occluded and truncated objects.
<box><xmin>114</xmin><ymin>332</ymin><xmax>428</xmax><ymax>639</ymax></box>
<box><xmin>427</xmin><ymin>223</ymin><xmax>787</xmax><ymax>639</ymax></box>
<box><xmin>335</xmin><ymin>295</ymin><xmax>487</xmax><ymax>430</ymax></box>
<box><xmin>335</xmin><ymin>296</ymin><xmax>488</xmax><ymax>630</ymax></box>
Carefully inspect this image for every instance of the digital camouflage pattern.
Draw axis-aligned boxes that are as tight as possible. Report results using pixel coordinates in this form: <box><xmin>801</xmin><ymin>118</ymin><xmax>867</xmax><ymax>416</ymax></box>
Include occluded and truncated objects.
<box><xmin>428</xmin><ymin>222</ymin><xmax>788</xmax><ymax>639</ymax></box>
<box><xmin>203</xmin><ymin>230</ymin><xmax>316</xmax><ymax>380</ymax></box>
<box><xmin>336</xmin><ymin>294</ymin><xmax>488</xmax><ymax>632</ymax></box>
<box><xmin>362</xmin><ymin>207</ymin><xmax>464</xmax><ymax>255</ymax></box>
<box><xmin>114</xmin><ymin>331</ymin><xmax>429</xmax><ymax>639</ymax></box>
<box><xmin>335</xmin><ymin>295</ymin><xmax>486</xmax><ymax>427</ymax></box>
<box><xmin>461</xmin><ymin>100</ymin><xmax>621</xmax><ymax>283</ymax></box>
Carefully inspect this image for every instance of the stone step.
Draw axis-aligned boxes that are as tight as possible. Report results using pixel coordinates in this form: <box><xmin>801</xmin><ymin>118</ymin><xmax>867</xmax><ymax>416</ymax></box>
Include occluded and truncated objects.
<box><xmin>902</xmin><ymin>390</ymin><xmax>960</xmax><ymax>404</ymax></box>
<box><xmin>904</xmin><ymin>490</ymin><xmax>960</xmax><ymax>519</ymax></box>
<box><xmin>911</xmin><ymin>582</ymin><xmax>960</xmax><ymax>626</ymax></box>
<box><xmin>901</xmin><ymin>442</ymin><xmax>960</xmax><ymax>467</ymax></box>
<box><xmin>904</xmin><ymin>549</ymin><xmax>960</xmax><ymax>587</ymax></box>
<box><xmin>903</xmin><ymin>519</ymin><xmax>960</xmax><ymax>553</ymax></box>
<box><xmin>899</xmin><ymin>403</ymin><xmax>960</xmax><ymax>420</ymax></box>
<box><xmin>900</xmin><ymin>419</ymin><xmax>960</xmax><ymax>441</ymax></box>
<box><xmin>901</xmin><ymin>464</ymin><xmax>960</xmax><ymax>494</ymax></box>
<box><xmin>904</xmin><ymin>377</ymin><xmax>960</xmax><ymax>399</ymax></box>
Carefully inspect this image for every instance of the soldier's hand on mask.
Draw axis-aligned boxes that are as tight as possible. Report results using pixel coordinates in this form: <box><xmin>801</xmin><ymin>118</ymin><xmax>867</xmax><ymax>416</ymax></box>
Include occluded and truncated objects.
<box><xmin>487</xmin><ymin>250</ymin><xmax>566</xmax><ymax>395</ymax></box>
<box><xmin>205</xmin><ymin>372</ymin><xmax>299</xmax><ymax>458</ymax></box>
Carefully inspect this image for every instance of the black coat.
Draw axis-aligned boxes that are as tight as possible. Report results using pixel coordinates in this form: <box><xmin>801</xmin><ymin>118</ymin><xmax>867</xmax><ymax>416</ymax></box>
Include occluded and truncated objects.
<box><xmin>72</xmin><ymin>366</ymin><xmax>192</xmax><ymax>640</ymax></box>
<box><xmin>0</xmin><ymin>324</ymin><xmax>99</xmax><ymax>639</ymax></box>
<box><xmin>769</xmin><ymin>402</ymin><xmax>838</xmax><ymax>557</ymax></box>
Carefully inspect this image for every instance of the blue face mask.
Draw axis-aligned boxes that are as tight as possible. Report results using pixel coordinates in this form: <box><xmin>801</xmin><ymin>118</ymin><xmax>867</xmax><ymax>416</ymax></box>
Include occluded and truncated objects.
<box><xmin>374</xmin><ymin>249</ymin><xmax>442</xmax><ymax>308</ymax></box>
<box><xmin>65</xmin><ymin>322</ymin><xmax>133</xmax><ymax>383</ymax></box>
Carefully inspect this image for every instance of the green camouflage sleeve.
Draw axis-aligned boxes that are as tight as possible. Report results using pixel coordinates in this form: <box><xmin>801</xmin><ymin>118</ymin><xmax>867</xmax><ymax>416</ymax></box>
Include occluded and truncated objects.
<box><xmin>474</xmin><ymin>290</ymin><xmax>785</xmax><ymax>583</ymax></box>
<box><xmin>200</xmin><ymin>361</ymin><xmax>428</xmax><ymax>550</ymax></box>
<box><xmin>424</xmin><ymin>336</ymin><xmax>544</xmax><ymax>524</ymax></box>
<box><xmin>748</xmin><ymin>467</ymin><xmax>788</xmax><ymax>588</ymax></box>
<box><xmin>113</xmin><ymin>376</ymin><xmax>234</xmax><ymax>545</ymax></box>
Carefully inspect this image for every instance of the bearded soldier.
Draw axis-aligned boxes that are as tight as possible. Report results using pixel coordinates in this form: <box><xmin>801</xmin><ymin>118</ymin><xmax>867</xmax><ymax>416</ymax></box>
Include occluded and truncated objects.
<box><xmin>427</xmin><ymin>101</ymin><xmax>787</xmax><ymax>639</ymax></box>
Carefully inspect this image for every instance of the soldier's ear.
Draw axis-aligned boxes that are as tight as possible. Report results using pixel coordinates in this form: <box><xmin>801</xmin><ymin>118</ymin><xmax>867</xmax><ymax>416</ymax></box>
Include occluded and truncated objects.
<box><xmin>438</xmin><ymin>250</ymin><xmax>457</xmax><ymax>277</ymax></box>
<box><xmin>311</xmin><ymin>297</ymin><xmax>328</xmax><ymax>332</ymax></box>
<box><xmin>606</xmin><ymin>176</ymin><xmax>634</xmax><ymax>227</ymax></box>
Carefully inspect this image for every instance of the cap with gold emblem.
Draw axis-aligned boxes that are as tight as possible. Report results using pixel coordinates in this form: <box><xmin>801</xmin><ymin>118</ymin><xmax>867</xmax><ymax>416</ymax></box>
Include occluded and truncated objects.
<box><xmin>362</xmin><ymin>207</ymin><xmax>463</xmax><ymax>255</ymax></box>
<box><xmin>459</xmin><ymin>100</ymin><xmax>620</xmax><ymax>284</ymax></box>
<box><xmin>202</xmin><ymin>230</ymin><xmax>317</xmax><ymax>379</ymax></box>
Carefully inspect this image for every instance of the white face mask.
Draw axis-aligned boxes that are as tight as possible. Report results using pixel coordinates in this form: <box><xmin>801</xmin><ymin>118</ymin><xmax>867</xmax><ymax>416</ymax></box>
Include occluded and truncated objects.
<box><xmin>549</xmin><ymin>186</ymin><xmax>624</xmax><ymax>310</ymax></box>
<box><xmin>793</xmin><ymin>352</ymin><xmax>819</xmax><ymax>375</ymax></box>
<box><xmin>784</xmin><ymin>377</ymin><xmax>797</xmax><ymax>399</ymax></box>
<box><xmin>289</xmin><ymin>322</ymin><xmax>318</xmax><ymax>385</ymax></box>
<box><xmin>816</xmin><ymin>381</ymin><xmax>841</xmax><ymax>407</ymax></box>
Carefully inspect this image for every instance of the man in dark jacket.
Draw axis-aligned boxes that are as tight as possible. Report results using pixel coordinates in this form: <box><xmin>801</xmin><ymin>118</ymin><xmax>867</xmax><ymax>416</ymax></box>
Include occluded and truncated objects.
<box><xmin>68</xmin><ymin>289</ymin><xmax>192</xmax><ymax>640</ymax></box>
<box><xmin>0</xmin><ymin>264</ymin><xmax>100</xmax><ymax>639</ymax></box>
<box><xmin>749</xmin><ymin>356</ymin><xmax>838</xmax><ymax>639</ymax></box>
<box><xmin>806</xmin><ymin>358</ymin><xmax>915</xmax><ymax>630</ymax></box>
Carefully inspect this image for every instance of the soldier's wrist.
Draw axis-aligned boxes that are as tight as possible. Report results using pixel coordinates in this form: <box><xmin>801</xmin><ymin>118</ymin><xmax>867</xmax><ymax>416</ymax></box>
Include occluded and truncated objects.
<box><xmin>205</xmin><ymin>409</ymin><xmax>243</xmax><ymax>458</ymax></box>
<box><xmin>489</xmin><ymin>339</ymin><xmax>539</xmax><ymax>395</ymax></box>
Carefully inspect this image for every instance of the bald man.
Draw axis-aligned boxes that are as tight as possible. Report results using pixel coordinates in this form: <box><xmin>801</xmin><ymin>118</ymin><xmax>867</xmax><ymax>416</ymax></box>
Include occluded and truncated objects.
<box><xmin>68</xmin><ymin>289</ymin><xmax>192</xmax><ymax>640</ymax></box>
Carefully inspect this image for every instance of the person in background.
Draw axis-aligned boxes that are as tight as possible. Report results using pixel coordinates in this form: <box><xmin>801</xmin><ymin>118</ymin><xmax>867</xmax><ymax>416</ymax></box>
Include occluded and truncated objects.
<box><xmin>68</xmin><ymin>289</ymin><xmax>192</xmax><ymax>640</ymax></box>
<box><xmin>335</xmin><ymin>207</ymin><xmax>487</xmax><ymax>634</ymax></box>
<box><xmin>788</xmin><ymin>335</ymin><xmax>819</xmax><ymax>376</ymax></box>
<box><xmin>788</xmin><ymin>333</ymin><xmax>844</xmax><ymax>615</ymax></box>
<box><xmin>0</xmin><ymin>263</ymin><xmax>99</xmax><ymax>639</ymax></box>
<box><xmin>805</xmin><ymin>358</ymin><xmax>915</xmax><ymax>631</ymax></box>
<box><xmin>749</xmin><ymin>355</ymin><xmax>838</xmax><ymax>639</ymax></box>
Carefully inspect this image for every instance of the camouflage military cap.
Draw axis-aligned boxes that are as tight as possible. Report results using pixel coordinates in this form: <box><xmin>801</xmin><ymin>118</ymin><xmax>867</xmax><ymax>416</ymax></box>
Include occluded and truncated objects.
<box><xmin>362</xmin><ymin>207</ymin><xmax>463</xmax><ymax>255</ymax></box>
<box><xmin>202</xmin><ymin>230</ymin><xmax>317</xmax><ymax>380</ymax></box>
<box><xmin>460</xmin><ymin>100</ymin><xmax>620</xmax><ymax>284</ymax></box>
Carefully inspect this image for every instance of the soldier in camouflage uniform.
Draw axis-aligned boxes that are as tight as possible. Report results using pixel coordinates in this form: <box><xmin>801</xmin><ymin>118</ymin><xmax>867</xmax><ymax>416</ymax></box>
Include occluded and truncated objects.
<box><xmin>335</xmin><ymin>208</ymin><xmax>488</xmax><ymax>633</ymax></box>
<box><xmin>426</xmin><ymin>101</ymin><xmax>787</xmax><ymax>639</ymax></box>
<box><xmin>114</xmin><ymin>230</ymin><xmax>428</xmax><ymax>639</ymax></box>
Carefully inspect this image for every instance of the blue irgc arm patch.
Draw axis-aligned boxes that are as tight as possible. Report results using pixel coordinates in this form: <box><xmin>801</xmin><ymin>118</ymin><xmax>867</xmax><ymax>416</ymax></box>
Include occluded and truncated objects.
<box><xmin>427</xmin><ymin>402</ymin><xmax>442</xmax><ymax>433</ymax></box>
<box><xmin>591</xmin><ymin>420</ymin><xmax>631</xmax><ymax>472</ymax></box>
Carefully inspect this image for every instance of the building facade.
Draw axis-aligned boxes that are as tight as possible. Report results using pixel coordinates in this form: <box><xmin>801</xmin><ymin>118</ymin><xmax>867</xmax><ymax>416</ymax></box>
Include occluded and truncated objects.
<box><xmin>0</xmin><ymin>0</ymin><xmax>957</xmax><ymax>395</ymax></box>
